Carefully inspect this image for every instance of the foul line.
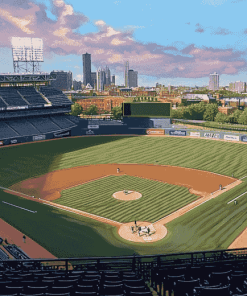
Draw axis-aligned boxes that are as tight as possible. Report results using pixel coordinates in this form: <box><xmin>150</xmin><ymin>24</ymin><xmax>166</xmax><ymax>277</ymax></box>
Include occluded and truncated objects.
<box><xmin>227</xmin><ymin>192</ymin><xmax>247</xmax><ymax>204</ymax></box>
<box><xmin>2</xmin><ymin>201</ymin><xmax>37</xmax><ymax>213</ymax></box>
<box><xmin>240</xmin><ymin>175</ymin><xmax>247</xmax><ymax>180</ymax></box>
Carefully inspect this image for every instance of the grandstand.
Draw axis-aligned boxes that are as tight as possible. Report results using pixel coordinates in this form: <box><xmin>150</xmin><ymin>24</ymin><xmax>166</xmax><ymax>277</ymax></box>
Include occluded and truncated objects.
<box><xmin>0</xmin><ymin>73</ymin><xmax>80</xmax><ymax>145</ymax></box>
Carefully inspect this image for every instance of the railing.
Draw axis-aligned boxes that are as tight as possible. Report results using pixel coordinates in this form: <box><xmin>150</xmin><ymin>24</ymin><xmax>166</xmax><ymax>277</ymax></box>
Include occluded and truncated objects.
<box><xmin>1</xmin><ymin>248</ymin><xmax>247</xmax><ymax>281</ymax></box>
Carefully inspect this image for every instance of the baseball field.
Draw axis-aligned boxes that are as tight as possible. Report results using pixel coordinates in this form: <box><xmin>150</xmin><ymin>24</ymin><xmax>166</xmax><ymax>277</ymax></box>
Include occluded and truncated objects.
<box><xmin>0</xmin><ymin>135</ymin><xmax>247</xmax><ymax>258</ymax></box>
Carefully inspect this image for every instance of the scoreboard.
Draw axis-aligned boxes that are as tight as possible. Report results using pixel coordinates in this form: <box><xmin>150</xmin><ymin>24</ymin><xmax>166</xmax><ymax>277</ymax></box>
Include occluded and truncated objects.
<box><xmin>123</xmin><ymin>102</ymin><xmax>171</xmax><ymax>117</ymax></box>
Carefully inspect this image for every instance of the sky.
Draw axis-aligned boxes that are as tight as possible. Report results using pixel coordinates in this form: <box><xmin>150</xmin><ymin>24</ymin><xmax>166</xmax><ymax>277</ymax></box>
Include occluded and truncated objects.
<box><xmin>1</xmin><ymin>0</ymin><xmax>247</xmax><ymax>87</ymax></box>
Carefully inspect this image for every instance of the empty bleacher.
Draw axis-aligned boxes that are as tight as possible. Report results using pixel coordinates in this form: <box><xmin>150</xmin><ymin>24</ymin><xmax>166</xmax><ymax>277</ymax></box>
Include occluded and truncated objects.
<box><xmin>0</xmin><ymin>248</ymin><xmax>9</xmax><ymax>260</ymax></box>
<box><xmin>27</xmin><ymin>116</ymin><xmax>62</xmax><ymax>133</ymax></box>
<box><xmin>40</xmin><ymin>86</ymin><xmax>72</xmax><ymax>105</ymax></box>
<box><xmin>17</xmin><ymin>87</ymin><xmax>47</xmax><ymax>105</ymax></box>
<box><xmin>0</xmin><ymin>97</ymin><xmax>7</xmax><ymax>108</ymax></box>
<box><xmin>0</xmin><ymin>121</ymin><xmax>20</xmax><ymax>139</ymax></box>
<box><xmin>50</xmin><ymin>115</ymin><xmax>77</xmax><ymax>130</ymax></box>
<box><xmin>5</xmin><ymin>118</ymin><xmax>40</xmax><ymax>136</ymax></box>
<box><xmin>0</xmin><ymin>87</ymin><xmax>28</xmax><ymax>106</ymax></box>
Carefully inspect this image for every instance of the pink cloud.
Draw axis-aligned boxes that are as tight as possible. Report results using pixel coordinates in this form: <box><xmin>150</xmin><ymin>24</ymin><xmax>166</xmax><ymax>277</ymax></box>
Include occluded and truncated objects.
<box><xmin>0</xmin><ymin>0</ymin><xmax>246</xmax><ymax>79</ymax></box>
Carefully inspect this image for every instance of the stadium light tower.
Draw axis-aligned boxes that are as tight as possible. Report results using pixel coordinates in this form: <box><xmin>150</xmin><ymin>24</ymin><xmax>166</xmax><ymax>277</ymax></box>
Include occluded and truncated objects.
<box><xmin>11</xmin><ymin>37</ymin><xmax>44</xmax><ymax>73</ymax></box>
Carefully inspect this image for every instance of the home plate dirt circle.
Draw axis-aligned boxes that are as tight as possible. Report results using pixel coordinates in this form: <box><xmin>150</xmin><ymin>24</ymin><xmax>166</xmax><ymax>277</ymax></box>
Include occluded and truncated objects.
<box><xmin>113</xmin><ymin>190</ymin><xmax>142</xmax><ymax>201</ymax></box>
<box><xmin>118</xmin><ymin>221</ymin><xmax>167</xmax><ymax>243</ymax></box>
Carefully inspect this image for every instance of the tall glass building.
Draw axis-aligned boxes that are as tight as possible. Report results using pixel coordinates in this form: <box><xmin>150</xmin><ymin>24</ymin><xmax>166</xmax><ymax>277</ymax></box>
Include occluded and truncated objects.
<box><xmin>82</xmin><ymin>53</ymin><xmax>92</xmax><ymax>86</ymax></box>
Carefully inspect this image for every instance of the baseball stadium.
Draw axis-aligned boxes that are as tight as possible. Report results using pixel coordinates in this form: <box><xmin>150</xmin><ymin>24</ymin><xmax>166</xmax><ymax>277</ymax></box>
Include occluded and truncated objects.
<box><xmin>0</xmin><ymin>42</ymin><xmax>247</xmax><ymax>296</ymax></box>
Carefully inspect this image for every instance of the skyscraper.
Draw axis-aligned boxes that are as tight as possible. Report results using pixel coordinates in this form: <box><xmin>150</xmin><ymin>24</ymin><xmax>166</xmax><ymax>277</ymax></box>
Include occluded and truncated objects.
<box><xmin>209</xmin><ymin>72</ymin><xmax>219</xmax><ymax>91</ymax></box>
<box><xmin>128</xmin><ymin>70</ymin><xmax>138</xmax><ymax>87</ymax></box>
<box><xmin>82</xmin><ymin>53</ymin><xmax>91</xmax><ymax>86</ymax></box>
<box><xmin>50</xmin><ymin>70</ymin><xmax>73</xmax><ymax>91</ymax></box>
<box><xmin>124</xmin><ymin>61</ymin><xmax>129</xmax><ymax>87</ymax></box>
<box><xmin>96</xmin><ymin>68</ymin><xmax>104</xmax><ymax>91</ymax></box>
<box><xmin>111</xmin><ymin>75</ymin><xmax>115</xmax><ymax>85</ymax></box>
<box><xmin>105</xmin><ymin>66</ymin><xmax>111</xmax><ymax>85</ymax></box>
<box><xmin>91</xmin><ymin>72</ymin><xmax>96</xmax><ymax>89</ymax></box>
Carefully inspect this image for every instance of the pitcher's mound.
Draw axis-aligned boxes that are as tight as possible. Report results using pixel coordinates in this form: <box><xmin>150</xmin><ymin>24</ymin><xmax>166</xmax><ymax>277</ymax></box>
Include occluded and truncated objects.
<box><xmin>113</xmin><ymin>190</ymin><xmax>142</xmax><ymax>201</ymax></box>
<box><xmin>118</xmin><ymin>221</ymin><xmax>167</xmax><ymax>243</ymax></box>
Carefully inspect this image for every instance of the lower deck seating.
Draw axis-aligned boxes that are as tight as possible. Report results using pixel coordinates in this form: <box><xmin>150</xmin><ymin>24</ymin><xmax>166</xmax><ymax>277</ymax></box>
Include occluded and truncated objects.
<box><xmin>50</xmin><ymin>115</ymin><xmax>76</xmax><ymax>130</ymax></box>
<box><xmin>0</xmin><ymin>122</ymin><xmax>20</xmax><ymax>139</ymax></box>
<box><xmin>27</xmin><ymin>117</ymin><xmax>62</xmax><ymax>133</ymax></box>
<box><xmin>5</xmin><ymin>119</ymin><xmax>40</xmax><ymax>136</ymax></box>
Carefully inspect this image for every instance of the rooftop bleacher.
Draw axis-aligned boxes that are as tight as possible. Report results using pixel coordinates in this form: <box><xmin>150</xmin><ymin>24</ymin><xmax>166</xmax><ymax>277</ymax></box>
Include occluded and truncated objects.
<box><xmin>17</xmin><ymin>87</ymin><xmax>47</xmax><ymax>105</ymax></box>
<box><xmin>0</xmin><ymin>87</ymin><xmax>28</xmax><ymax>106</ymax></box>
<box><xmin>40</xmin><ymin>86</ymin><xmax>73</xmax><ymax>106</ymax></box>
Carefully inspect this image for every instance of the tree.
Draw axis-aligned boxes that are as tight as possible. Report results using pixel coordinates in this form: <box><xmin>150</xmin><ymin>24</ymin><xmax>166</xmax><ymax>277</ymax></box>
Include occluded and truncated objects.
<box><xmin>238</xmin><ymin>109</ymin><xmax>247</xmax><ymax>125</ymax></box>
<box><xmin>214</xmin><ymin>112</ymin><xmax>228</xmax><ymax>123</ymax></box>
<box><xmin>85</xmin><ymin>104</ymin><xmax>98</xmax><ymax>115</ymax></box>
<box><xmin>70</xmin><ymin>103</ymin><xmax>83</xmax><ymax>116</ymax></box>
<box><xmin>228</xmin><ymin>109</ymin><xmax>242</xmax><ymax>124</ymax></box>
<box><xmin>111</xmin><ymin>106</ymin><xmax>122</xmax><ymax>120</ymax></box>
<box><xmin>203</xmin><ymin>103</ymin><xmax>219</xmax><ymax>121</ymax></box>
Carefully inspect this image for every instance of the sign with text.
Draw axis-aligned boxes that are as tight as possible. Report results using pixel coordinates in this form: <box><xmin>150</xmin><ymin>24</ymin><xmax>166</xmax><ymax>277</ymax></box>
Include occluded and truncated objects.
<box><xmin>146</xmin><ymin>129</ymin><xmax>164</xmax><ymax>135</ymax></box>
<box><xmin>33</xmin><ymin>135</ymin><xmax>46</xmax><ymax>141</ymax></box>
<box><xmin>169</xmin><ymin>130</ymin><xmax>187</xmax><ymax>136</ymax></box>
<box><xmin>190</xmin><ymin>131</ymin><xmax>200</xmax><ymax>137</ymax></box>
<box><xmin>204</xmin><ymin>132</ymin><xmax>220</xmax><ymax>139</ymax></box>
<box><xmin>88</xmin><ymin>125</ymin><xmax>99</xmax><ymax>129</ymax></box>
<box><xmin>224</xmin><ymin>134</ymin><xmax>240</xmax><ymax>141</ymax></box>
<box><xmin>54</xmin><ymin>131</ymin><xmax>70</xmax><ymax>138</ymax></box>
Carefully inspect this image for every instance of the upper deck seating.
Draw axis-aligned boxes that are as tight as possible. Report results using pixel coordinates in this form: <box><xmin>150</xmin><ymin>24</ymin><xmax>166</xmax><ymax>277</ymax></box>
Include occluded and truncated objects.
<box><xmin>0</xmin><ymin>87</ymin><xmax>28</xmax><ymax>106</ymax></box>
<box><xmin>40</xmin><ymin>87</ymin><xmax>72</xmax><ymax>105</ymax></box>
<box><xmin>17</xmin><ymin>87</ymin><xmax>47</xmax><ymax>105</ymax></box>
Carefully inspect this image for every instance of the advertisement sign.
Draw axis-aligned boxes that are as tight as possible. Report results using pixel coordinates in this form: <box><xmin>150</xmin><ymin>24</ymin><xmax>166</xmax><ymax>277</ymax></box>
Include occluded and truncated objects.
<box><xmin>33</xmin><ymin>135</ymin><xmax>46</xmax><ymax>141</ymax></box>
<box><xmin>88</xmin><ymin>125</ymin><xmax>99</xmax><ymax>129</ymax></box>
<box><xmin>224</xmin><ymin>134</ymin><xmax>240</xmax><ymax>141</ymax></box>
<box><xmin>169</xmin><ymin>130</ymin><xmax>187</xmax><ymax>136</ymax></box>
<box><xmin>86</xmin><ymin>130</ymin><xmax>95</xmax><ymax>135</ymax></box>
<box><xmin>241</xmin><ymin>135</ymin><xmax>247</xmax><ymax>142</ymax></box>
<box><xmin>146</xmin><ymin>129</ymin><xmax>164</xmax><ymax>135</ymax></box>
<box><xmin>190</xmin><ymin>132</ymin><xmax>200</xmax><ymax>137</ymax></box>
<box><xmin>6</xmin><ymin>106</ymin><xmax>28</xmax><ymax>110</ymax></box>
<box><xmin>204</xmin><ymin>132</ymin><xmax>220</xmax><ymax>139</ymax></box>
<box><xmin>54</xmin><ymin>131</ymin><xmax>70</xmax><ymax>138</ymax></box>
<box><xmin>0</xmin><ymin>141</ymin><xmax>3</xmax><ymax>146</ymax></box>
<box><xmin>10</xmin><ymin>139</ymin><xmax>18</xmax><ymax>144</ymax></box>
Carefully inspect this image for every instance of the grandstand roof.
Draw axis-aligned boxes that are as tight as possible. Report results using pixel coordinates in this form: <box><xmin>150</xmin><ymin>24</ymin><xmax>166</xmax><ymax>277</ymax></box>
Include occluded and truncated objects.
<box><xmin>0</xmin><ymin>72</ymin><xmax>56</xmax><ymax>83</ymax></box>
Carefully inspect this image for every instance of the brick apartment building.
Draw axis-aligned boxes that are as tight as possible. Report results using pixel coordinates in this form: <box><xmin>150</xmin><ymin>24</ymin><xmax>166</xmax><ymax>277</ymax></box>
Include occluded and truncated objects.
<box><xmin>76</xmin><ymin>97</ymin><xmax>125</xmax><ymax>113</ymax></box>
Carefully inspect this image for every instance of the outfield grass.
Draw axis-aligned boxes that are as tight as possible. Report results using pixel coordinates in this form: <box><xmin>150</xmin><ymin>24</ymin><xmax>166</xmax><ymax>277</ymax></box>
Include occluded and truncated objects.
<box><xmin>55</xmin><ymin>175</ymin><xmax>198</xmax><ymax>223</ymax></box>
<box><xmin>0</xmin><ymin>135</ymin><xmax>247</xmax><ymax>257</ymax></box>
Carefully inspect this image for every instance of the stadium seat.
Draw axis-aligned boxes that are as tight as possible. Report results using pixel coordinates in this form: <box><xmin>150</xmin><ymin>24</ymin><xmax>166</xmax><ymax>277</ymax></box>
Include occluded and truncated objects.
<box><xmin>200</xmin><ymin>285</ymin><xmax>231</xmax><ymax>296</ymax></box>
<box><xmin>75</xmin><ymin>285</ymin><xmax>98</xmax><ymax>293</ymax></box>
<box><xmin>173</xmin><ymin>278</ymin><xmax>200</xmax><ymax>296</ymax></box>
<box><xmin>102</xmin><ymin>283</ymin><xmax>124</xmax><ymax>295</ymax></box>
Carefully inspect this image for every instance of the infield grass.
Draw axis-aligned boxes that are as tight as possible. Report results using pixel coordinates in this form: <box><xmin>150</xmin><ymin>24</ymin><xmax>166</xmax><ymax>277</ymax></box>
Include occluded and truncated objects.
<box><xmin>55</xmin><ymin>175</ymin><xmax>198</xmax><ymax>223</ymax></box>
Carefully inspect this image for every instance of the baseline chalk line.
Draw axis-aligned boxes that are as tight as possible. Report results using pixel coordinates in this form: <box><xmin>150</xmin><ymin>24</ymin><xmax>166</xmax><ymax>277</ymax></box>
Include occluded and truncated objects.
<box><xmin>2</xmin><ymin>201</ymin><xmax>37</xmax><ymax>213</ymax></box>
<box><xmin>227</xmin><ymin>191</ymin><xmax>247</xmax><ymax>204</ymax></box>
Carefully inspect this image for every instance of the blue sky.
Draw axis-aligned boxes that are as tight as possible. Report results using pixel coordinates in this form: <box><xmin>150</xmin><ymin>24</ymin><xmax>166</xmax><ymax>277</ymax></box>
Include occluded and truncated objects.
<box><xmin>0</xmin><ymin>0</ymin><xmax>247</xmax><ymax>86</ymax></box>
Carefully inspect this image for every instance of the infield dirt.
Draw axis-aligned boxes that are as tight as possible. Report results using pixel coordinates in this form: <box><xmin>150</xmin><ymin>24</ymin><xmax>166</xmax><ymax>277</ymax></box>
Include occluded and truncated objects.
<box><xmin>8</xmin><ymin>163</ymin><xmax>239</xmax><ymax>244</ymax></box>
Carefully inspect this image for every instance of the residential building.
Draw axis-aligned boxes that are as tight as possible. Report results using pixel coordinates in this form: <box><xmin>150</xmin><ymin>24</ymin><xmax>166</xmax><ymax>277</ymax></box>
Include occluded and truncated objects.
<box><xmin>128</xmin><ymin>70</ymin><xmax>138</xmax><ymax>88</ymax></box>
<box><xmin>82</xmin><ymin>53</ymin><xmax>91</xmax><ymax>86</ymax></box>
<box><xmin>50</xmin><ymin>70</ymin><xmax>72</xmax><ymax>91</ymax></box>
<box><xmin>73</xmin><ymin>80</ymin><xmax>82</xmax><ymax>91</ymax></box>
<box><xmin>229</xmin><ymin>81</ymin><xmax>246</xmax><ymax>93</ymax></box>
<box><xmin>209</xmin><ymin>72</ymin><xmax>219</xmax><ymax>91</ymax></box>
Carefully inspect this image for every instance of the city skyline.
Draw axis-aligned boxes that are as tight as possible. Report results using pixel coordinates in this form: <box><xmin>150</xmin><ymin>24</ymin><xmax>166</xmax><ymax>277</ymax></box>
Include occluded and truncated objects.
<box><xmin>1</xmin><ymin>0</ymin><xmax>247</xmax><ymax>86</ymax></box>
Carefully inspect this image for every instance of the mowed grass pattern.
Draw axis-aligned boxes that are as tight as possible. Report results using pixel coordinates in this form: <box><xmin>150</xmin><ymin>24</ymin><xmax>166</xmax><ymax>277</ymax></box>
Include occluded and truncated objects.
<box><xmin>54</xmin><ymin>175</ymin><xmax>198</xmax><ymax>223</ymax></box>
<box><xmin>56</xmin><ymin>136</ymin><xmax>247</xmax><ymax>179</ymax></box>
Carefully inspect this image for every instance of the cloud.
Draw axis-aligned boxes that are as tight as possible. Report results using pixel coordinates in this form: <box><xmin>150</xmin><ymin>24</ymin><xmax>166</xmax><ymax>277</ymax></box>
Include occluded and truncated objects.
<box><xmin>195</xmin><ymin>23</ymin><xmax>205</xmax><ymax>33</ymax></box>
<box><xmin>185</xmin><ymin>22</ymin><xmax>190</xmax><ymax>25</ymax></box>
<box><xmin>201</xmin><ymin>0</ymin><xmax>227</xmax><ymax>6</ymax></box>
<box><xmin>212</xmin><ymin>27</ymin><xmax>232</xmax><ymax>35</ymax></box>
<box><xmin>0</xmin><ymin>0</ymin><xmax>247</xmax><ymax>79</ymax></box>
